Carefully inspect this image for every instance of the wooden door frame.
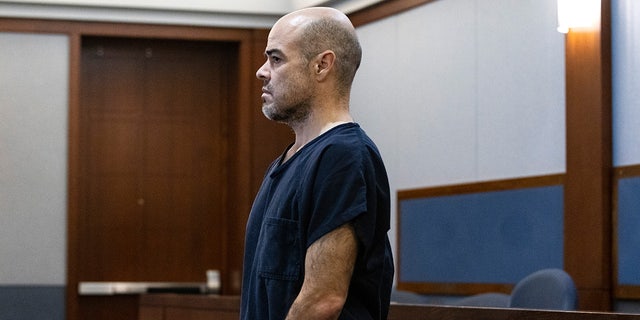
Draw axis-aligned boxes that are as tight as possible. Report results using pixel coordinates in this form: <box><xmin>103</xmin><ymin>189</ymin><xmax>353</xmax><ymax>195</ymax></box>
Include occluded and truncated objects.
<box><xmin>0</xmin><ymin>17</ymin><xmax>268</xmax><ymax>320</ymax></box>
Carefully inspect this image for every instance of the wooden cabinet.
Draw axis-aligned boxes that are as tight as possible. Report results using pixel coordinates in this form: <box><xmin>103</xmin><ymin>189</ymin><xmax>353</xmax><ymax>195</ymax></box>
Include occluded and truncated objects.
<box><xmin>139</xmin><ymin>295</ymin><xmax>240</xmax><ymax>320</ymax></box>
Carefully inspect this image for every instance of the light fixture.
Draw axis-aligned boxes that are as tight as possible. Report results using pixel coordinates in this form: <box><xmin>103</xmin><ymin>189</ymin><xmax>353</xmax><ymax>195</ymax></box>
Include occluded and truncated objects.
<box><xmin>557</xmin><ymin>0</ymin><xmax>601</xmax><ymax>33</ymax></box>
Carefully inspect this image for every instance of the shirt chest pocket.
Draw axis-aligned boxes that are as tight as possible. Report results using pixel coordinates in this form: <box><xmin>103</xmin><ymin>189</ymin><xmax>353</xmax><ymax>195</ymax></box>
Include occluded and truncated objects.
<box><xmin>257</xmin><ymin>217</ymin><xmax>301</xmax><ymax>281</ymax></box>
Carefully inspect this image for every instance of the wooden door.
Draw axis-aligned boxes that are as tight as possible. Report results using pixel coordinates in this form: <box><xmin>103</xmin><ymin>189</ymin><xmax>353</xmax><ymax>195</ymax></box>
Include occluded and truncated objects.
<box><xmin>77</xmin><ymin>37</ymin><xmax>233</xmax><ymax>319</ymax></box>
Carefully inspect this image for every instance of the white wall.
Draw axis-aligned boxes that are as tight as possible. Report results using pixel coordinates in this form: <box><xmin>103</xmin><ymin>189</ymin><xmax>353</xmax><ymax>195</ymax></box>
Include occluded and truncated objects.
<box><xmin>293</xmin><ymin>0</ymin><xmax>384</xmax><ymax>13</ymax></box>
<box><xmin>612</xmin><ymin>0</ymin><xmax>640</xmax><ymax>167</ymax></box>
<box><xmin>351</xmin><ymin>0</ymin><xmax>566</xmax><ymax>254</ymax></box>
<box><xmin>0</xmin><ymin>1</ymin><xmax>280</xmax><ymax>28</ymax></box>
<box><xmin>0</xmin><ymin>0</ymin><xmax>291</xmax><ymax>14</ymax></box>
<box><xmin>0</xmin><ymin>0</ymin><xmax>384</xmax><ymax>28</ymax></box>
<box><xmin>1</xmin><ymin>0</ymin><xmax>381</xmax><ymax>13</ymax></box>
<box><xmin>0</xmin><ymin>33</ymin><xmax>68</xmax><ymax>285</ymax></box>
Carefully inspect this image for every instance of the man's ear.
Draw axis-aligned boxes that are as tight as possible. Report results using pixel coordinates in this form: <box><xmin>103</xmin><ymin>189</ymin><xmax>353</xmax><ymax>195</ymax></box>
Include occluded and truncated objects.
<box><xmin>314</xmin><ymin>50</ymin><xmax>335</xmax><ymax>80</ymax></box>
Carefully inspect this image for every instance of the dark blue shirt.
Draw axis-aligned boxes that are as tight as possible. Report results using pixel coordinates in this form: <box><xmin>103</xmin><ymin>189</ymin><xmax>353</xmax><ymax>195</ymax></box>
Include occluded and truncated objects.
<box><xmin>241</xmin><ymin>123</ymin><xmax>394</xmax><ymax>320</ymax></box>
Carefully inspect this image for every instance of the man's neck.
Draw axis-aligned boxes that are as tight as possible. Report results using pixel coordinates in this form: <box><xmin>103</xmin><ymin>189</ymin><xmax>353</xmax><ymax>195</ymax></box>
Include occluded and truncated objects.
<box><xmin>283</xmin><ymin>110</ymin><xmax>353</xmax><ymax>162</ymax></box>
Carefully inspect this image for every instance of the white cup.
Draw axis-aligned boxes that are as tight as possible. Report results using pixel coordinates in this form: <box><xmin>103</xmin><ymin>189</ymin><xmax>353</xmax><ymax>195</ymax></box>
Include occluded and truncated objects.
<box><xmin>206</xmin><ymin>269</ymin><xmax>221</xmax><ymax>294</ymax></box>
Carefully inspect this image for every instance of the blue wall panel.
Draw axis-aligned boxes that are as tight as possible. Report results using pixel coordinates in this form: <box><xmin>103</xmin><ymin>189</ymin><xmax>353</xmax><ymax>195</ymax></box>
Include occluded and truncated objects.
<box><xmin>617</xmin><ymin>176</ymin><xmax>640</xmax><ymax>285</ymax></box>
<box><xmin>399</xmin><ymin>186</ymin><xmax>564</xmax><ymax>284</ymax></box>
<box><xmin>0</xmin><ymin>286</ymin><xmax>65</xmax><ymax>320</ymax></box>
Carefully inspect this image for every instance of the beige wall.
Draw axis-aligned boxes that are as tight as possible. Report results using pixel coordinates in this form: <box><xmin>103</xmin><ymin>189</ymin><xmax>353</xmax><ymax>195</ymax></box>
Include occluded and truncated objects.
<box><xmin>0</xmin><ymin>32</ymin><xmax>69</xmax><ymax>285</ymax></box>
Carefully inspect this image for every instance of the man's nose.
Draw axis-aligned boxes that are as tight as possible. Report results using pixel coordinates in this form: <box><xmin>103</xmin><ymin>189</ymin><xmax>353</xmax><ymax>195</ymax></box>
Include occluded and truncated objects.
<box><xmin>256</xmin><ymin>61</ymin><xmax>269</xmax><ymax>80</ymax></box>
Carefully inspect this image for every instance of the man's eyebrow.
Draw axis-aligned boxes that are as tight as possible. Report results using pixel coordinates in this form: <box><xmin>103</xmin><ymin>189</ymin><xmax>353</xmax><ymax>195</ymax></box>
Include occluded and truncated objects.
<box><xmin>265</xmin><ymin>49</ymin><xmax>284</xmax><ymax>57</ymax></box>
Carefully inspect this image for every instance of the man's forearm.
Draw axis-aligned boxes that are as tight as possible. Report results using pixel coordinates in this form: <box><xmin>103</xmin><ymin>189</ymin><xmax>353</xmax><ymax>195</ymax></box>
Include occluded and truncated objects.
<box><xmin>285</xmin><ymin>224</ymin><xmax>358</xmax><ymax>320</ymax></box>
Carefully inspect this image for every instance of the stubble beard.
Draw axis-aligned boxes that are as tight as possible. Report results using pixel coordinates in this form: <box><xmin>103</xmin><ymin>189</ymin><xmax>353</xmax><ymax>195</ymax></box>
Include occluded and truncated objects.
<box><xmin>262</xmin><ymin>89</ymin><xmax>313</xmax><ymax>127</ymax></box>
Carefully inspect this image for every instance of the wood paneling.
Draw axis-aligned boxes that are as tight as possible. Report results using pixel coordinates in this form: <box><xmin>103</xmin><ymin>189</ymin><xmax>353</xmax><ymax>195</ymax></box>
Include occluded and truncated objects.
<box><xmin>139</xmin><ymin>305</ymin><xmax>164</xmax><ymax>320</ymax></box>
<box><xmin>387</xmin><ymin>304</ymin><xmax>640</xmax><ymax>320</ymax></box>
<box><xmin>398</xmin><ymin>174</ymin><xmax>564</xmax><ymax>199</ymax></box>
<box><xmin>398</xmin><ymin>282</ymin><xmax>513</xmax><ymax>296</ymax></box>
<box><xmin>563</xmin><ymin>0</ymin><xmax>613</xmax><ymax>311</ymax></box>
<box><xmin>80</xmin><ymin>37</ymin><xmax>228</xmax><ymax>280</ymax></box>
<box><xmin>349</xmin><ymin>0</ymin><xmax>438</xmax><ymax>27</ymax></box>
<box><xmin>139</xmin><ymin>294</ymin><xmax>240</xmax><ymax>320</ymax></box>
<box><xmin>138</xmin><ymin>294</ymin><xmax>640</xmax><ymax>320</ymax></box>
<box><xmin>78</xmin><ymin>295</ymin><xmax>139</xmax><ymax>320</ymax></box>
<box><xmin>67</xmin><ymin>32</ymin><xmax>82</xmax><ymax>320</ymax></box>
<box><xmin>76</xmin><ymin>37</ymin><xmax>232</xmax><ymax>319</ymax></box>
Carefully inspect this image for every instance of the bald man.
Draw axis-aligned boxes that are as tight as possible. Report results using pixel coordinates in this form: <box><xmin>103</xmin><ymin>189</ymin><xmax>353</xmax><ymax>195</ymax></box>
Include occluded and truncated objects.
<box><xmin>241</xmin><ymin>7</ymin><xmax>394</xmax><ymax>320</ymax></box>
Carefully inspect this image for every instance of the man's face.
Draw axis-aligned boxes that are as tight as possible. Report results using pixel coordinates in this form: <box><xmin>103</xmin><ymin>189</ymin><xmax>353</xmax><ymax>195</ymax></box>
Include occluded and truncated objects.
<box><xmin>256</xmin><ymin>22</ymin><xmax>315</xmax><ymax>124</ymax></box>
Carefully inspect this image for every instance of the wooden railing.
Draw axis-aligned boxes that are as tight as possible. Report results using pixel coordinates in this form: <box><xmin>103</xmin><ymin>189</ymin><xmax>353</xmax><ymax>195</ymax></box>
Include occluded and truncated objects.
<box><xmin>388</xmin><ymin>303</ymin><xmax>640</xmax><ymax>320</ymax></box>
<box><xmin>138</xmin><ymin>294</ymin><xmax>640</xmax><ymax>320</ymax></box>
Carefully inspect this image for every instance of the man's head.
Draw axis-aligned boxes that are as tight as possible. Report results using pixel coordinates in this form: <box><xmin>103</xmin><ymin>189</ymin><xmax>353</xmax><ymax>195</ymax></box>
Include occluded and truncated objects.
<box><xmin>291</xmin><ymin>7</ymin><xmax>362</xmax><ymax>94</ymax></box>
<box><xmin>256</xmin><ymin>7</ymin><xmax>361</xmax><ymax>125</ymax></box>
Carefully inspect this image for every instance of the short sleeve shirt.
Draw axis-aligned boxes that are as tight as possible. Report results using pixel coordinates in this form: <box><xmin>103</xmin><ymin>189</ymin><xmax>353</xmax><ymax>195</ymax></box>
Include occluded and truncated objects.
<box><xmin>240</xmin><ymin>123</ymin><xmax>394</xmax><ymax>320</ymax></box>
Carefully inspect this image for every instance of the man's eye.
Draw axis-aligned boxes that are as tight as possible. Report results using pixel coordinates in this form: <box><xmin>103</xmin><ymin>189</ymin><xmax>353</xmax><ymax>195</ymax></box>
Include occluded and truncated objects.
<box><xmin>271</xmin><ymin>56</ymin><xmax>281</xmax><ymax>63</ymax></box>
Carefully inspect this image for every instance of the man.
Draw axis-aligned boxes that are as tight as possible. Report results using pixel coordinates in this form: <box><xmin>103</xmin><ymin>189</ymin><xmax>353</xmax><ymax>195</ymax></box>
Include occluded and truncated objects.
<box><xmin>241</xmin><ymin>7</ymin><xmax>394</xmax><ymax>320</ymax></box>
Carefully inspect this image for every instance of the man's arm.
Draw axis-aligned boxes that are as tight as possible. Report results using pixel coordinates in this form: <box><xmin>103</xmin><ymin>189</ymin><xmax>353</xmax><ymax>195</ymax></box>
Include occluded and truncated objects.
<box><xmin>286</xmin><ymin>223</ymin><xmax>358</xmax><ymax>320</ymax></box>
